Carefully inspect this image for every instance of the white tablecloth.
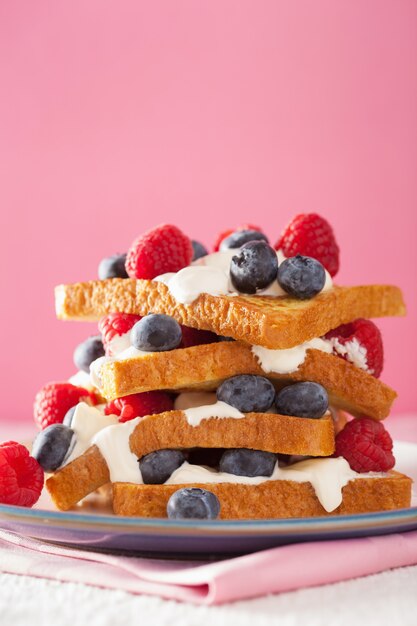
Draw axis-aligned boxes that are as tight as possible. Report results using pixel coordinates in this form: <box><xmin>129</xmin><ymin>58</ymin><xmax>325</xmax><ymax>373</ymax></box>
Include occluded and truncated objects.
<box><xmin>1</xmin><ymin>565</ymin><xmax>417</xmax><ymax>626</ymax></box>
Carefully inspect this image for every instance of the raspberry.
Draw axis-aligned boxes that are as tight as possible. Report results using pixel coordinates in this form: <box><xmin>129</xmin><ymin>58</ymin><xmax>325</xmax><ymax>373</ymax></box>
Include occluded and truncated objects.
<box><xmin>180</xmin><ymin>326</ymin><xmax>218</xmax><ymax>348</ymax></box>
<box><xmin>105</xmin><ymin>391</ymin><xmax>174</xmax><ymax>422</ymax></box>
<box><xmin>125</xmin><ymin>224</ymin><xmax>193</xmax><ymax>280</ymax></box>
<box><xmin>324</xmin><ymin>318</ymin><xmax>383</xmax><ymax>377</ymax></box>
<box><xmin>0</xmin><ymin>441</ymin><xmax>44</xmax><ymax>507</ymax></box>
<box><xmin>99</xmin><ymin>312</ymin><xmax>142</xmax><ymax>355</ymax></box>
<box><xmin>275</xmin><ymin>213</ymin><xmax>340</xmax><ymax>277</ymax></box>
<box><xmin>34</xmin><ymin>382</ymin><xmax>95</xmax><ymax>430</ymax></box>
<box><xmin>213</xmin><ymin>224</ymin><xmax>263</xmax><ymax>252</ymax></box>
<box><xmin>335</xmin><ymin>417</ymin><xmax>395</xmax><ymax>473</ymax></box>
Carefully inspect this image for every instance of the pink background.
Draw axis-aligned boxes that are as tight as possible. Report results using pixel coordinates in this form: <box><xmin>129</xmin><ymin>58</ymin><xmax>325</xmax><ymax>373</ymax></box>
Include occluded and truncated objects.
<box><xmin>0</xmin><ymin>1</ymin><xmax>416</xmax><ymax>424</ymax></box>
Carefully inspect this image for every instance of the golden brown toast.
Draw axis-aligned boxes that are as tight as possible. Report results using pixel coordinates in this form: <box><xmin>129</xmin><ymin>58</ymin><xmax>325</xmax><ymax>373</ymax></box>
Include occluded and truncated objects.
<box><xmin>130</xmin><ymin>411</ymin><xmax>335</xmax><ymax>459</ymax></box>
<box><xmin>46</xmin><ymin>411</ymin><xmax>335</xmax><ymax>511</ymax></box>
<box><xmin>112</xmin><ymin>471</ymin><xmax>412</xmax><ymax>519</ymax></box>
<box><xmin>46</xmin><ymin>445</ymin><xmax>109</xmax><ymax>512</ymax></box>
<box><xmin>55</xmin><ymin>279</ymin><xmax>405</xmax><ymax>349</ymax></box>
<box><xmin>99</xmin><ymin>342</ymin><xmax>396</xmax><ymax>419</ymax></box>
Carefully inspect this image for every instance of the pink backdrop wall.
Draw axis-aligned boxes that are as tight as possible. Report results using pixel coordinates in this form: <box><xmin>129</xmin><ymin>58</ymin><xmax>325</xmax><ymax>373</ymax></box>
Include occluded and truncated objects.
<box><xmin>0</xmin><ymin>1</ymin><xmax>416</xmax><ymax>423</ymax></box>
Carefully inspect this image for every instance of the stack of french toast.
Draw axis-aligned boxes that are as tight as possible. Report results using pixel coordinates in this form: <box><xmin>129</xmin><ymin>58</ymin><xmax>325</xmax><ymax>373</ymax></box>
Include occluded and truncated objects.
<box><xmin>30</xmin><ymin>214</ymin><xmax>412</xmax><ymax>520</ymax></box>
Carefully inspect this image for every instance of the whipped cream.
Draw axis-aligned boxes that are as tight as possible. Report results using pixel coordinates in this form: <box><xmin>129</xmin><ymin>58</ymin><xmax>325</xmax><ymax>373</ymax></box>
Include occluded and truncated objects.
<box><xmin>154</xmin><ymin>249</ymin><xmax>333</xmax><ymax>305</ymax></box>
<box><xmin>68</xmin><ymin>370</ymin><xmax>95</xmax><ymax>391</ymax></box>
<box><xmin>328</xmin><ymin>337</ymin><xmax>370</xmax><ymax>373</ymax></box>
<box><xmin>63</xmin><ymin>403</ymin><xmax>118</xmax><ymax>467</ymax></box>
<box><xmin>93</xmin><ymin>417</ymin><xmax>143</xmax><ymax>484</ymax></box>
<box><xmin>252</xmin><ymin>337</ymin><xmax>333</xmax><ymax>374</ymax></box>
<box><xmin>174</xmin><ymin>391</ymin><xmax>245</xmax><ymax>426</ymax></box>
<box><xmin>165</xmin><ymin>457</ymin><xmax>386</xmax><ymax>512</ymax></box>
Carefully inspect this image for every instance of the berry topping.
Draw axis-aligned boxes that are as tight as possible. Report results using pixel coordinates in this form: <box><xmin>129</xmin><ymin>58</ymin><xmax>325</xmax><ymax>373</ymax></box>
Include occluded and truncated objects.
<box><xmin>220</xmin><ymin>229</ymin><xmax>269</xmax><ymax>251</ymax></box>
<box><xmin>213</xmin><ymin>224</ymin><xmax>263</xmax><ymax>252</ymax></box>
<box><xmin>0</xmin><ymin>441</ymin><xmax>44</xmax><ymax>507</ymax></box>
<box><xmin>230</xmin><ymin>241</ymin><xmax>278</xmax><ymax>294</ymax></box>
<box><xmin>180</xmin><ymin>326</ymin><xmax>218</xmax><ymax>348</ymax></box>
<box><xmin>139</xmin><ymin>449</ymin><xmax>186</xmax><ymax>484</ymax></box>
<box><xmin>275</xmin><ymin>213</ymin><xmax>340</xmax><ymax>277</ymax></box>
<box><xmin>98</xmin><ymin>253</ymin><xmax>128</xmax><ymax>280</ymax></box>
<box><xmin>335</xmin><ymin>417</ymin><xmax>395</xmax><ymax>473</ymax></box>
<box><xmin>34</xmin><ymin>383</ymin><xmax>94</xmax><ymax>430</ymax></box>
<box><xmin>130</xmin><ymin>314</ymin><xmax>182</xmax><ymax>352</ymax></box>
<box><xmin>324</xmin><ymin>319</ymin><xmax>383</xmax><ymax>377</ymax></box>
<box><xmin>73</xmin><ymin>336</ymin><xmax>105</xmax><ymax>373</ymax></box>
<box><xmin>125</xmin><ymin>224</ymin><xmax>193</xmax><ymax>280</ymax></box>
<box><xmin>104</xmin><ymin>391</ymin><xmax>174</xmax><ymax>422</ymax></box>
<box><xmin>191</xmin><ymin>240</ymin><xmax>208</xmax><ymax>261</ymax></box>
<box><xmin>32</xmin><ymin>424</ymin><xmax>75</xmax><ymax>472</ymax></box>
<box><xmin>99</xmin><ymin>313</ymin><xmax>143</xmax><ymax>356</ymax></box>
<box><xmin>219</xmin><ymin>448</ymin><xmax>276</xmax><ymax>477</ymax></box>
<box><xmin>167</xmin><ymin>487</ymin><xmax>220</xmax><ymax>519</ymax></box>
<box><xmin>277</xmin><ymin>254</ymin><xmax>326</xmax><ymax>299</ymax></box>
<box><xmin>217</xmin><ymin>375</ymin><xmax>275</xmax><ymax>413</ymax></box>
<box><xmin>275</xmin><ymin>382</ymin><xmax>329</xmax><ymax>418</ymax></box>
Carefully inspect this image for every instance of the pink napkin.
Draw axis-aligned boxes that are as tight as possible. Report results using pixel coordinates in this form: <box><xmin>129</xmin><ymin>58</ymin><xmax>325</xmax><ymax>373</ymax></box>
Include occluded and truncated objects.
<box><xmin>1</xmin><ymin>415</ymin><xmax>416</xmax><ymax>604</ymax></box>
<box><xmin>1</xmin><ymin>528</ymin><xmax>417</xmax><ymax>604</ymax></box>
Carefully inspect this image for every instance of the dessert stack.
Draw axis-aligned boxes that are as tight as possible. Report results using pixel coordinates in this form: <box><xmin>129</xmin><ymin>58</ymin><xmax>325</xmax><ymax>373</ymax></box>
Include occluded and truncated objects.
<box><xmin>1</xmin><ymin>214</ymin><xmax>411</xmax><ymax>520</ymax></box>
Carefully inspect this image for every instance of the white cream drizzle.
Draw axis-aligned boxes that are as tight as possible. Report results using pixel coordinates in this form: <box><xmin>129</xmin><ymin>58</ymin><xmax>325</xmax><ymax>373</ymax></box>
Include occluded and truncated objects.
<box><xmin>166</xmin><ymin>458</ymin><xmax>386</xmax><ymax>513</ymax></box>
<box><xmin>93</xmin><ymin>417</ymin><xmax>142</xmax><ymax>484</ymax></box>
<box><xmin>154</xmin><ymin>249</ymin><xmax>333</xmax><ymax>305</ymax></box>
<box><xmin>174</xmin><ymin>391</ymin><xmax>245</xmax><ymax>426</ymax></box>
<box><xmin>62</xmin><ymin>403</ymin><xmax>118</xmax><ymax>467</ymax></box>
<box><xmin>252</xmin><ymin>338</ymin><xmax>333</xmax><ymax>374</ymax></box>
<box><xmin>68</xmin><ymin>370</ymin><xmax>95</xmax><ymax>391</ymax></box>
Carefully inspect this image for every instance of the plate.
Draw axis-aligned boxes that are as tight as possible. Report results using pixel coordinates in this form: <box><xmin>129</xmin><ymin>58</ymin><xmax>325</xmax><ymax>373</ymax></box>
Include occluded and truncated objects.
<box><xmin>0</xmin><ymin>441</ymin><xmax>416</xmax><ymax>558</ymax></box>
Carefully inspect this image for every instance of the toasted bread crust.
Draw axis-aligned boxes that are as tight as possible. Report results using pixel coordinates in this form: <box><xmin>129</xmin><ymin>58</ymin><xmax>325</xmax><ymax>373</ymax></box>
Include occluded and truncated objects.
<box><xmin>100</xmin><ymin>342</ymin><xmax>396</xmax><ymax>419</ymax></box>
<box><xmin>46</xmin><ymin>445</ymin><xmax>109</xmax><ymax>511</ymax></box>
<box><xmin>55</xmin><ymin>280</ymin><xmax>405</xmax><ymax>349</ymax></box>
<box><xmin>112</xmin><ymin>471</ymin><xmax>412</xmax><ymax>519</ymax></box>
<box><xmin>129</xmin><ymin>411</ymin><xmax>335</xmax><ymax>459</ymax></box>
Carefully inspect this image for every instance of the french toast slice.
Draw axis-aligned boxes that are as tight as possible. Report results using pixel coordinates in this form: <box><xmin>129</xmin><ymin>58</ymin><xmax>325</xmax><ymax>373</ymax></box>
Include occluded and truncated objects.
<box><xmin>112</xmin><ymin>471</ymin><xmax>412</xmax><ymax>519</ymax></box>
<box><xmin>99</xmin><ymin>342</ymin><xmax>396</xmax><ymax>419</ymax></box>
<box><xmin>55</xmin><ymin>279</ymin><xmax>405</xmax><ymax>349</ymax></box>
<box><xmin>130</xmin><ymin>411</ymin><xmax>335</xmax><ymax>459</ymax></box>
<box><xmin>46</xmin><ymin>411</ymin><xmax>335</xmax><ymax>511</ymax></box>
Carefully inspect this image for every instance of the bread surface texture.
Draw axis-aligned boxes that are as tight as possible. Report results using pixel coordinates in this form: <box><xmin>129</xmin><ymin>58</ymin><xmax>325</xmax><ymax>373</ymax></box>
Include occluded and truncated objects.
<box><xmin>99</xmin><ymin>342</ymin><xmax>396</xmax><ymax>420</ymax></box>
<box><xmin>112</xmin><ymin>471</ymin><xmax>412</xmax><ymax>519</ymax></box>
<box><xmin>55</xmin><ymin>279</ymin><xmax>405</xmax><ymax>349</ymax></box>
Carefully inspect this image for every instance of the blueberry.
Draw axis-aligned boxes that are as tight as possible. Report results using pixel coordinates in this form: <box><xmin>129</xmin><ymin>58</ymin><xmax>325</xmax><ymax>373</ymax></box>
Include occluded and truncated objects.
<box><xmin>63</xmin><ymin>405</ymin><xmax>77</xmax><ymax>427</ymax></box>
<box><xmin>219</xmin><ymin>448</ymin><xmax>276</xmax><ymax>477</ymax></box>
<box><xmin>73</xmin><ymin>335</ymin><xmax>105</xmax><ymax>373</ymax></box>
<box><xmin>217</xmin><ymin>375</ymin><xmax>275</xmax><ymax>413</ymax></box>
<box><xmin>275</xmin><ymin>382</ymin><xmax>329</xmax><ymax>418</ymax></box>
<box><xmin>277</xmin><ymin>254</ymin><xmax>326</xmax><ymax>299</ymax></box>
<box><xmin>191</xmin><ymin>240</ymin><xmax>208</xmax><ymax>261</ymax></box>
<box><xmin>98</xmin><ymin>253</ymin><xmax>128</xmax><ymax>279</ymax></box>
<box><xmin>230</xmin><ymin>241</ymin><xmax>278</xmax><ymax>294</ymax></box>
<box><xmin>220</xmin><ymin>229</ymin><xmax>269</xmax><ymax>251</ymax></box>
<box><xmin>139</xmin><ymin>449</ymin><xmax>186</xmax><ymax>484</ymax></box>
<box><xmin>167</xmin><ymin>487</ymin><xmax>220</xmax><ymax>519</ymax></box>
<box><xmin>32</xmin><ymin>424</ymin><xmax>75</xmax><ymax>472</ymax></box>
<box><xmin>187</xmin><ymin>448</ymin><xmax>225</xmax><ymax>468</ymax></box>
<box><xmin>130</xmin><ymin>314</ymin><xmax>182</xmax><ymax>352</ymax></box>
